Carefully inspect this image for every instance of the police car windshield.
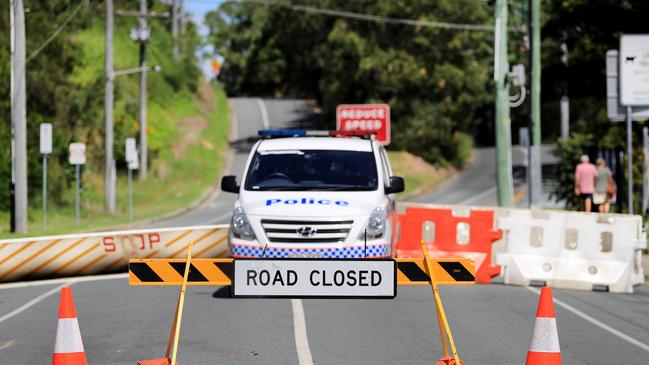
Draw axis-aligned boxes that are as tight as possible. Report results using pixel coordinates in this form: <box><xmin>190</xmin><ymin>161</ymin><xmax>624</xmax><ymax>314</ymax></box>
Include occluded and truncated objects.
<box><xmin>245</xmin><ymin>150</ymin><xmax>378</xmax><ymax>191</ymax></box>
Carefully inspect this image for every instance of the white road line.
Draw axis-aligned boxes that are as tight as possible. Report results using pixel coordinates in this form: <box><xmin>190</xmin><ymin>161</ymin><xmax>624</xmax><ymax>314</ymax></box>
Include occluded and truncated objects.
<box><xmin>0</xmin><ymin>283</ymin><xmax>71</xmax><ymax>324</ymax></box>
<box><xmin>256</xmin><ymin>98</ymin><xmax>270</xmax><ymax>129</ymax></box>
<box><xmin>291</xmin><ymin>299</ymin><xmax>314</xmax><ymax>365</ymax></box>
<box><xmin>0</xmin><ymin>340</ymin><xmax>15</xmax><ymax>350</ymax></box>
<box><xmin>457</xmin><ymin>186</ymin><xmax>497</xmax><ymax>205</ymax></box>
<box><xmin>0</xmin><ymin>273</ymin><xmax>128</xmax><ymax>290</ymax></box>
<box><xmin>526</xmin><ymin>287</ymin><xmax>649</xmax><ymax>353</ymax></box>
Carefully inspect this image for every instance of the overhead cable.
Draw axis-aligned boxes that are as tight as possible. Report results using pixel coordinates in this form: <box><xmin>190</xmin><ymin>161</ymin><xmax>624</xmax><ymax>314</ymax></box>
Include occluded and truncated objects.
<box><xmin>27</xmin><ymin>0</ymin><xmax>85</xmax><ymax>63</ymax></box>
<box><xmin>189</xmin><ymin>0</ymin><xmax>496</xmax><ymax>31</ymax></box>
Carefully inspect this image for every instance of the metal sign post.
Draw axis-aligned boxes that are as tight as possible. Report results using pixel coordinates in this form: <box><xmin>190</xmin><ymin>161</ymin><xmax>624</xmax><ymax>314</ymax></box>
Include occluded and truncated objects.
<box><xmin>643</xmin><ymin>127</ymin><xmax>649</xmax><ymax>213</ymax></box>
<box><xmin>69</xmin><ymin>143</ymin><xmax>86</xmax><ymax>223</ymax></box>
<box><xmin>125</xmin><ymin>138</ymin><xmax>139</xmax><ymax>220</ymax></box>
<box><xmin>75</xmin><ymin>165</ymin><xmax>81</xmax><ymax>223</ymax></box>
<box><xmin>40</xmin><ymin>124</ymin><xmax>52</xmax><ymax>229</ymax></box>
<box><xmin>626</xmin><ymin>106</ymin><xmax>633</xmax><ymax>214</ymax></box>
<box><xmin>128</xmin><ymin>168</ymin><xmax>133</xmax><ymax>220</ymax></box>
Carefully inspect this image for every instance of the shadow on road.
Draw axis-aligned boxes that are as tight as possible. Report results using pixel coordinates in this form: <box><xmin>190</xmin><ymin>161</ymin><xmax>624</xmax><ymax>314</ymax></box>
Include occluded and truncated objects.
<box><xmin>212</xmin><ymin>286</ymin><xmax>233</xmax><ymax>299</ymax></box>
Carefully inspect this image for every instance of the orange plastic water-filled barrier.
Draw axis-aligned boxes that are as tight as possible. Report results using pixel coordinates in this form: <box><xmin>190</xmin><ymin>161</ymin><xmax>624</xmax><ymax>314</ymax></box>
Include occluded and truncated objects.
<box><xmin>396</xmin><ymin>206</ymin><xmax>502</xmax><ymax>283</ymax></box>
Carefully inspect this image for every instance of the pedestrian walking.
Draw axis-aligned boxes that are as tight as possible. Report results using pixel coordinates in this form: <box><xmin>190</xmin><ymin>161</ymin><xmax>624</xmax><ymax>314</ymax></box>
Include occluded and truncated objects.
<box><xmin>593</xmin><ymin>158</ymin><xmax>615</xmax><ymax>213</ymax></box>
<box><xmin>574</xmin><ymin>154</ymin><xmax>598</xmax><ymax>212</ymax></box>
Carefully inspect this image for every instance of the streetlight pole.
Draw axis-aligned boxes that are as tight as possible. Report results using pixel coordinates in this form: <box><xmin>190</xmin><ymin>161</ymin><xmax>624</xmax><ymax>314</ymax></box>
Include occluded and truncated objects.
<box><xmin>139</xmin><ymin>0</ymin><xmax>149</xmax><ymax>180</ymax></box>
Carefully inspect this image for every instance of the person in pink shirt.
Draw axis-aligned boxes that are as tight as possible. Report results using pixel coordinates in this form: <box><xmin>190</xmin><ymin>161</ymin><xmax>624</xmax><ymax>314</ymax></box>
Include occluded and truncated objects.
<box><xmin>574</xmin><ymin>154</ymin><xmax>598</xmax><ymax>212</ymax></box>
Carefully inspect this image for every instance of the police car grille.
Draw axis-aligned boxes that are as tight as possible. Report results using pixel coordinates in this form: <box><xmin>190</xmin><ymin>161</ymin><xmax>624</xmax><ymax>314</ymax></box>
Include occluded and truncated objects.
<box><xmin>261</xmin><ymin>219</ymin><xmax>353</xmax><ymax>243</ymax></box>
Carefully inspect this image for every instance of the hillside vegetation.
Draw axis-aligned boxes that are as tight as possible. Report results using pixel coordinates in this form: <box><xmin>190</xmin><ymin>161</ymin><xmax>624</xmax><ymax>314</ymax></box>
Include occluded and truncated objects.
<box><xmin>0</xmin><ymin>1</ymin><xmax>229</xmax><ymax>236</ymax></box>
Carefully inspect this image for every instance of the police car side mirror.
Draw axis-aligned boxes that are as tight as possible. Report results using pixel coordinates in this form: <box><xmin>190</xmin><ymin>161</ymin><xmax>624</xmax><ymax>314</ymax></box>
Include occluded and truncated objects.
<box><xmin>221</xmin><ymin>175</ymin><xmax>240</xmax><ymax>193</ymax></box>
<box><xmin>385</xmin><ymin>176</ymin><xmax>405</xmax><ymax>194</ymax></box>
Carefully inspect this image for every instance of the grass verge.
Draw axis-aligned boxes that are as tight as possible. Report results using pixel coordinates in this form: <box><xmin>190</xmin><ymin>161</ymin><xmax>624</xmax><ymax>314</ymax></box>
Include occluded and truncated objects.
<box><xmin>0</xmin><ymin>84</ymin><xmax>230</xmax><ymax>239</ymax></box>
<box><xmin>388</xmin><ymin>151</ymin><xmax>455</xmax><ymax>200</ymax></box>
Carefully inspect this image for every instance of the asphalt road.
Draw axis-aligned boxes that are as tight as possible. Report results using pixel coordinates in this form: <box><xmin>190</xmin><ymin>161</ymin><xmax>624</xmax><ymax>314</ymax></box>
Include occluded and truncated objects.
<box><xmin>1</xmin><ymin>98</ymin><xmax>649</xmax><ymax>364</ymax></box>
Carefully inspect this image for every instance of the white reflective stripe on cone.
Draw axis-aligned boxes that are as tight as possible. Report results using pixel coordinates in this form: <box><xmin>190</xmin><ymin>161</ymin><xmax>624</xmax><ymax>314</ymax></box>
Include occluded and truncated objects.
<box><xmin>54</xmin><ymin>318</ymin><xmax>85</xmax><ymax>353</ymax></box>
<box><xmin>529</xmin><ymin>317</ymin><xmax>560</xmax><ymax>353</ymax></box>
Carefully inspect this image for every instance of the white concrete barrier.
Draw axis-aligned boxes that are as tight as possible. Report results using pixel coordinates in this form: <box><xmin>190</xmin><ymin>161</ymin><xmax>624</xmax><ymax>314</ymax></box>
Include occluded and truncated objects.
<box><xmin>0</xmin><ymin>225</ymin><xmax>229</xmax><ymax>282</ymax></box>
<box><xmin>496</xmin><ymin>209</ymin><xmax>646</xmax><ymax>293</ymax></box>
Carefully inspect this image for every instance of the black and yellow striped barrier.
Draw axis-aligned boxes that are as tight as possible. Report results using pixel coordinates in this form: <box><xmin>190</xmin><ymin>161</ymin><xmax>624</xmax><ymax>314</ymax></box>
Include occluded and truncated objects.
<box><xmin>128</xmin><ymin>258</ymin><xmax>475</xmax><ymax>286</ymax></box>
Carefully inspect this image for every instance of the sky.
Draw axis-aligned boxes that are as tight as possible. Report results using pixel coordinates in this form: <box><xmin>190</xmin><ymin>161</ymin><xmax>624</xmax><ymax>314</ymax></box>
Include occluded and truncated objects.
<box><xmin>185</xmin><ymin>0</ymin><xmax>226</xmax><ymax>77</ymax></box>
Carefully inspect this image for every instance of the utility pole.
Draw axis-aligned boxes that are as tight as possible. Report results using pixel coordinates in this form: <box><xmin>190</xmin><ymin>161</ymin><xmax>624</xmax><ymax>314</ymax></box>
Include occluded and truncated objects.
<box><xmin>494</xmin><ymin>0</ymin><xmax>514</xmax><ymax>207</ymax></box>
<box><xmin>528</xmin><ymin>0</ymin><xmax>543</xmax><ymax>207</ymax></box>
<box><xmin>119</xmin><ymin>6</ymin><xmax>168</xmax><ymax>182</ymax></box>
<box><xmin>138</xmin><ymin>0</ymin><xmax>149</xmax><ymax>180</ymax></box>
<box><xmin>171</xmin><ymin>0</ymin><xmax>179</xmax><ymax>61</ymax></box>
<box><xmin>560</xmin><ymin>38</ymin><xmax>570</xmax><ymax>140</ymax></box>
<box><xmin>104</xmin><ymin>0</ymin><xmax>116</xmax><ymax>214</ymax></box>
<box><xmin>180</xmin><ymin>0</ymin><xmax>187</xmax><ymax>35</ymax></box>
<box><xmin>10</xmin><ymin>0</ymin><xmax>15</xmax><ymax>232</ymax></box>
<box><xmin>11</xmin><ymin>0</ymin><xmax>28</xmax><ymax>233</ymax></box>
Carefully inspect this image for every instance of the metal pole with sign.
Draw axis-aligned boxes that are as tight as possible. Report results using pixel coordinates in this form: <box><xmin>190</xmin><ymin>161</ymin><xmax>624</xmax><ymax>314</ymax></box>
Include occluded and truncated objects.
<box><xmin>40</xmin><ymin>124</ymin><xmax>52</xmax><ymax>228</ymax></box>
<box><xmin>69</xmin><ymin>143</ymin><xmax>86</xmax><ymax>223</ymax></box>
<box><xmin>125</xmin><ymin>138</ymin><xmax>139</xmax><ymax>220</ymax></box>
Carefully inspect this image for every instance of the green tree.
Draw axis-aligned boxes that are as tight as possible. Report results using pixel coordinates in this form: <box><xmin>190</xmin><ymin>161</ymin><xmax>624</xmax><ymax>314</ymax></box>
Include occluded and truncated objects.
<box><xmin>0</xmin><ymin>0</ymin><xmax>202</xmax><ymax>212</ymax></box>
<box><xmin>206</xmin><ymin>0</ymin><xmax>493</xmax><ymax>167</ymax></box>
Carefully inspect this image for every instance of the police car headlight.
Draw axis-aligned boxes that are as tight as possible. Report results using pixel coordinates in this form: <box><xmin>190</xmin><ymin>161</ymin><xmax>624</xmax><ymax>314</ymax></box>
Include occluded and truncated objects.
<box><xmin>359</xmin><ymin>207</ymin><xmax>386</xmax><ymax>240</ymax></box>
<box><xmin>231</xmin><ymin>207</ymin><xmax>256</xmax><ymax>241</ymax></box>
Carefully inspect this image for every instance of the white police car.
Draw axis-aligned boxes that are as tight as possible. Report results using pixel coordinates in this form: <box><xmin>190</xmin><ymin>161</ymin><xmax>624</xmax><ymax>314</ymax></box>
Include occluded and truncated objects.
<box><xmin>221</xmin><ymin>130</ymin><xmax>404</xmax><ymax>258</ymax></box>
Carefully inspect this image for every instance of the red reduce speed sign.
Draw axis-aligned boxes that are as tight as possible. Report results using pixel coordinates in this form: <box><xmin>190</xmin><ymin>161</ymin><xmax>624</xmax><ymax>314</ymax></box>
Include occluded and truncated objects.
<box><xmin>336</xmin><ymin>104</ymin><xmax>391</xmax><ymax>145</ymax></box>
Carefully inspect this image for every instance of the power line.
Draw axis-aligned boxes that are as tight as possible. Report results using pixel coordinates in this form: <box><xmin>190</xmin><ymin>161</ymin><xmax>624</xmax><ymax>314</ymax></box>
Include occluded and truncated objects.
<box><xmin>26</xmin><ymin>0</ymin><xmax>85</xmax><ymax>63</ymax></box>
<box><xmin>187</xmin><ymin>0</ymin><xmax>495</xmax><ymax>31</ymax></box>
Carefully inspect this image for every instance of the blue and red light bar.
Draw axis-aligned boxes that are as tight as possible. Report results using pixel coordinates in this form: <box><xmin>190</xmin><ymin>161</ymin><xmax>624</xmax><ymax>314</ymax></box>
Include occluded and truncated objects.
<box><xmin>258</xmin><ymin>129</ymin><xmax>376</xmax><ymax>138</ymax></box>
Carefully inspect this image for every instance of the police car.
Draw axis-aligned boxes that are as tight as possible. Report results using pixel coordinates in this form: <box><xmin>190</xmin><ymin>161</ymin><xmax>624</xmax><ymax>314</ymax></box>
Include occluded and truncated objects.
<box><xmin>221</xmin><ymin>130</ymin><xmax>404</xmax><ymax>258</ymax></box>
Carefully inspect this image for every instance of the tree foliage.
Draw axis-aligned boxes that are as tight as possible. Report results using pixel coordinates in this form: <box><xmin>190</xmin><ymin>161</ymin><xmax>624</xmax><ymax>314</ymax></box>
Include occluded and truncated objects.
<box><xmin>207</xmin><ymin>0</ymin><xmax>649</xmax><ymax>210</ymax></box>
<box><xmin>0</xmin><ymin>0</ymin><xmax>200</xmax><ymax>211</ymax></box>
<box><xmin>206</xmin><ymin>0</ymin><xmax>494</xmax><ymax>167</ymax></box>
<box><xmin>543</xmin><ymin>0</ymin><xmax>649</xmax><ymax>211</ymax></box>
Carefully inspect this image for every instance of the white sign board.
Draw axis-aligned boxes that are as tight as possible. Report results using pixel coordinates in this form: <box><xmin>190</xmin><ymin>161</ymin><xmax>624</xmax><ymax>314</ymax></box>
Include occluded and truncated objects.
<box><xmin>125</xmin><ymin>138</ymin><xmax>137</xmax><ymax>163</ymax></box>
<box><xmin>128</xmin><ymin>153</ymin><xmax>139</xmax><ymax>170</ymax></box>
<box><xmin>68</xmin><ymin>143</ymin><xmax>86</xmax><ymax>165</ymax></box>
<box><xmin>233</xmin><ymin>259</ymin><xmax>396</xmax><ymax>298</ymax></box>
<box><xmin>40</xmin><ymin>124</ymin><xmax>52</xmax><ymax>154</ymax></box>
<box><xmin>606</xmin><ymin>50</ymin><xmax>649</xmax><ymax>121</ymax></box>
<box><xmin>620</xmin><ymin>35</ymin><xmax>649</xmax><ymax>106</ymax></box>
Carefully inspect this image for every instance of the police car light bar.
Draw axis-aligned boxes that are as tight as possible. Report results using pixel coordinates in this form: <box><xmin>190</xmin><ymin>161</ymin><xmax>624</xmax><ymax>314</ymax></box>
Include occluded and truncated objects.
<box><xmin>258</xmin><ymin>130</ymin><xmax>376</xmax><ymax>138</ymax></box>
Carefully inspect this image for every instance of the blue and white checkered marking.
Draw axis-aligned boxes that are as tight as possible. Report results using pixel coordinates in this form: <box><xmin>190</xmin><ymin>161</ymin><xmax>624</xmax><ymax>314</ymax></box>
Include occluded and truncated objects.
<box><xmin>231</xmin><ymin>244</ymin><xmax>390</xmax><ymax>258</ymax></box>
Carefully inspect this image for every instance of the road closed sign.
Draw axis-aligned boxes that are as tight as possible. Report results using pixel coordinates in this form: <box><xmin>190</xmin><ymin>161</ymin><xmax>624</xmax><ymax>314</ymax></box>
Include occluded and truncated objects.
<box><xmin>336</xmin><ymin>104</ymin><xmax>391</xmax><ymax>145</ymax></box>
<box><xmin>233</xmin><ymin>259</ymin><xmax>396</xmax><ymax>298</ymax></box>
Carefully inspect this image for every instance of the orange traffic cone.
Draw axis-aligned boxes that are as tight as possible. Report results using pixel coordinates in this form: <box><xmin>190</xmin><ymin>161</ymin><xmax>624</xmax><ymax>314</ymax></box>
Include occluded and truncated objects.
<box><xmin>137</xmin><ymin>355</ymin><xmax>185</xmax><ymax>364</ymax></box>
<box><xmin>53</xmin><ymin>287</ymin><xmax>88</xmax><ymax>365</ymax></box>
<box><xmin>436</xmin><ymin>356</ymin><xmax>463</xmax><ymax>364</ymax></box>
<box><xmin>525</xmin><ymin>287</ymin><xmax>561</xmax><ymax>365</ymax></box>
